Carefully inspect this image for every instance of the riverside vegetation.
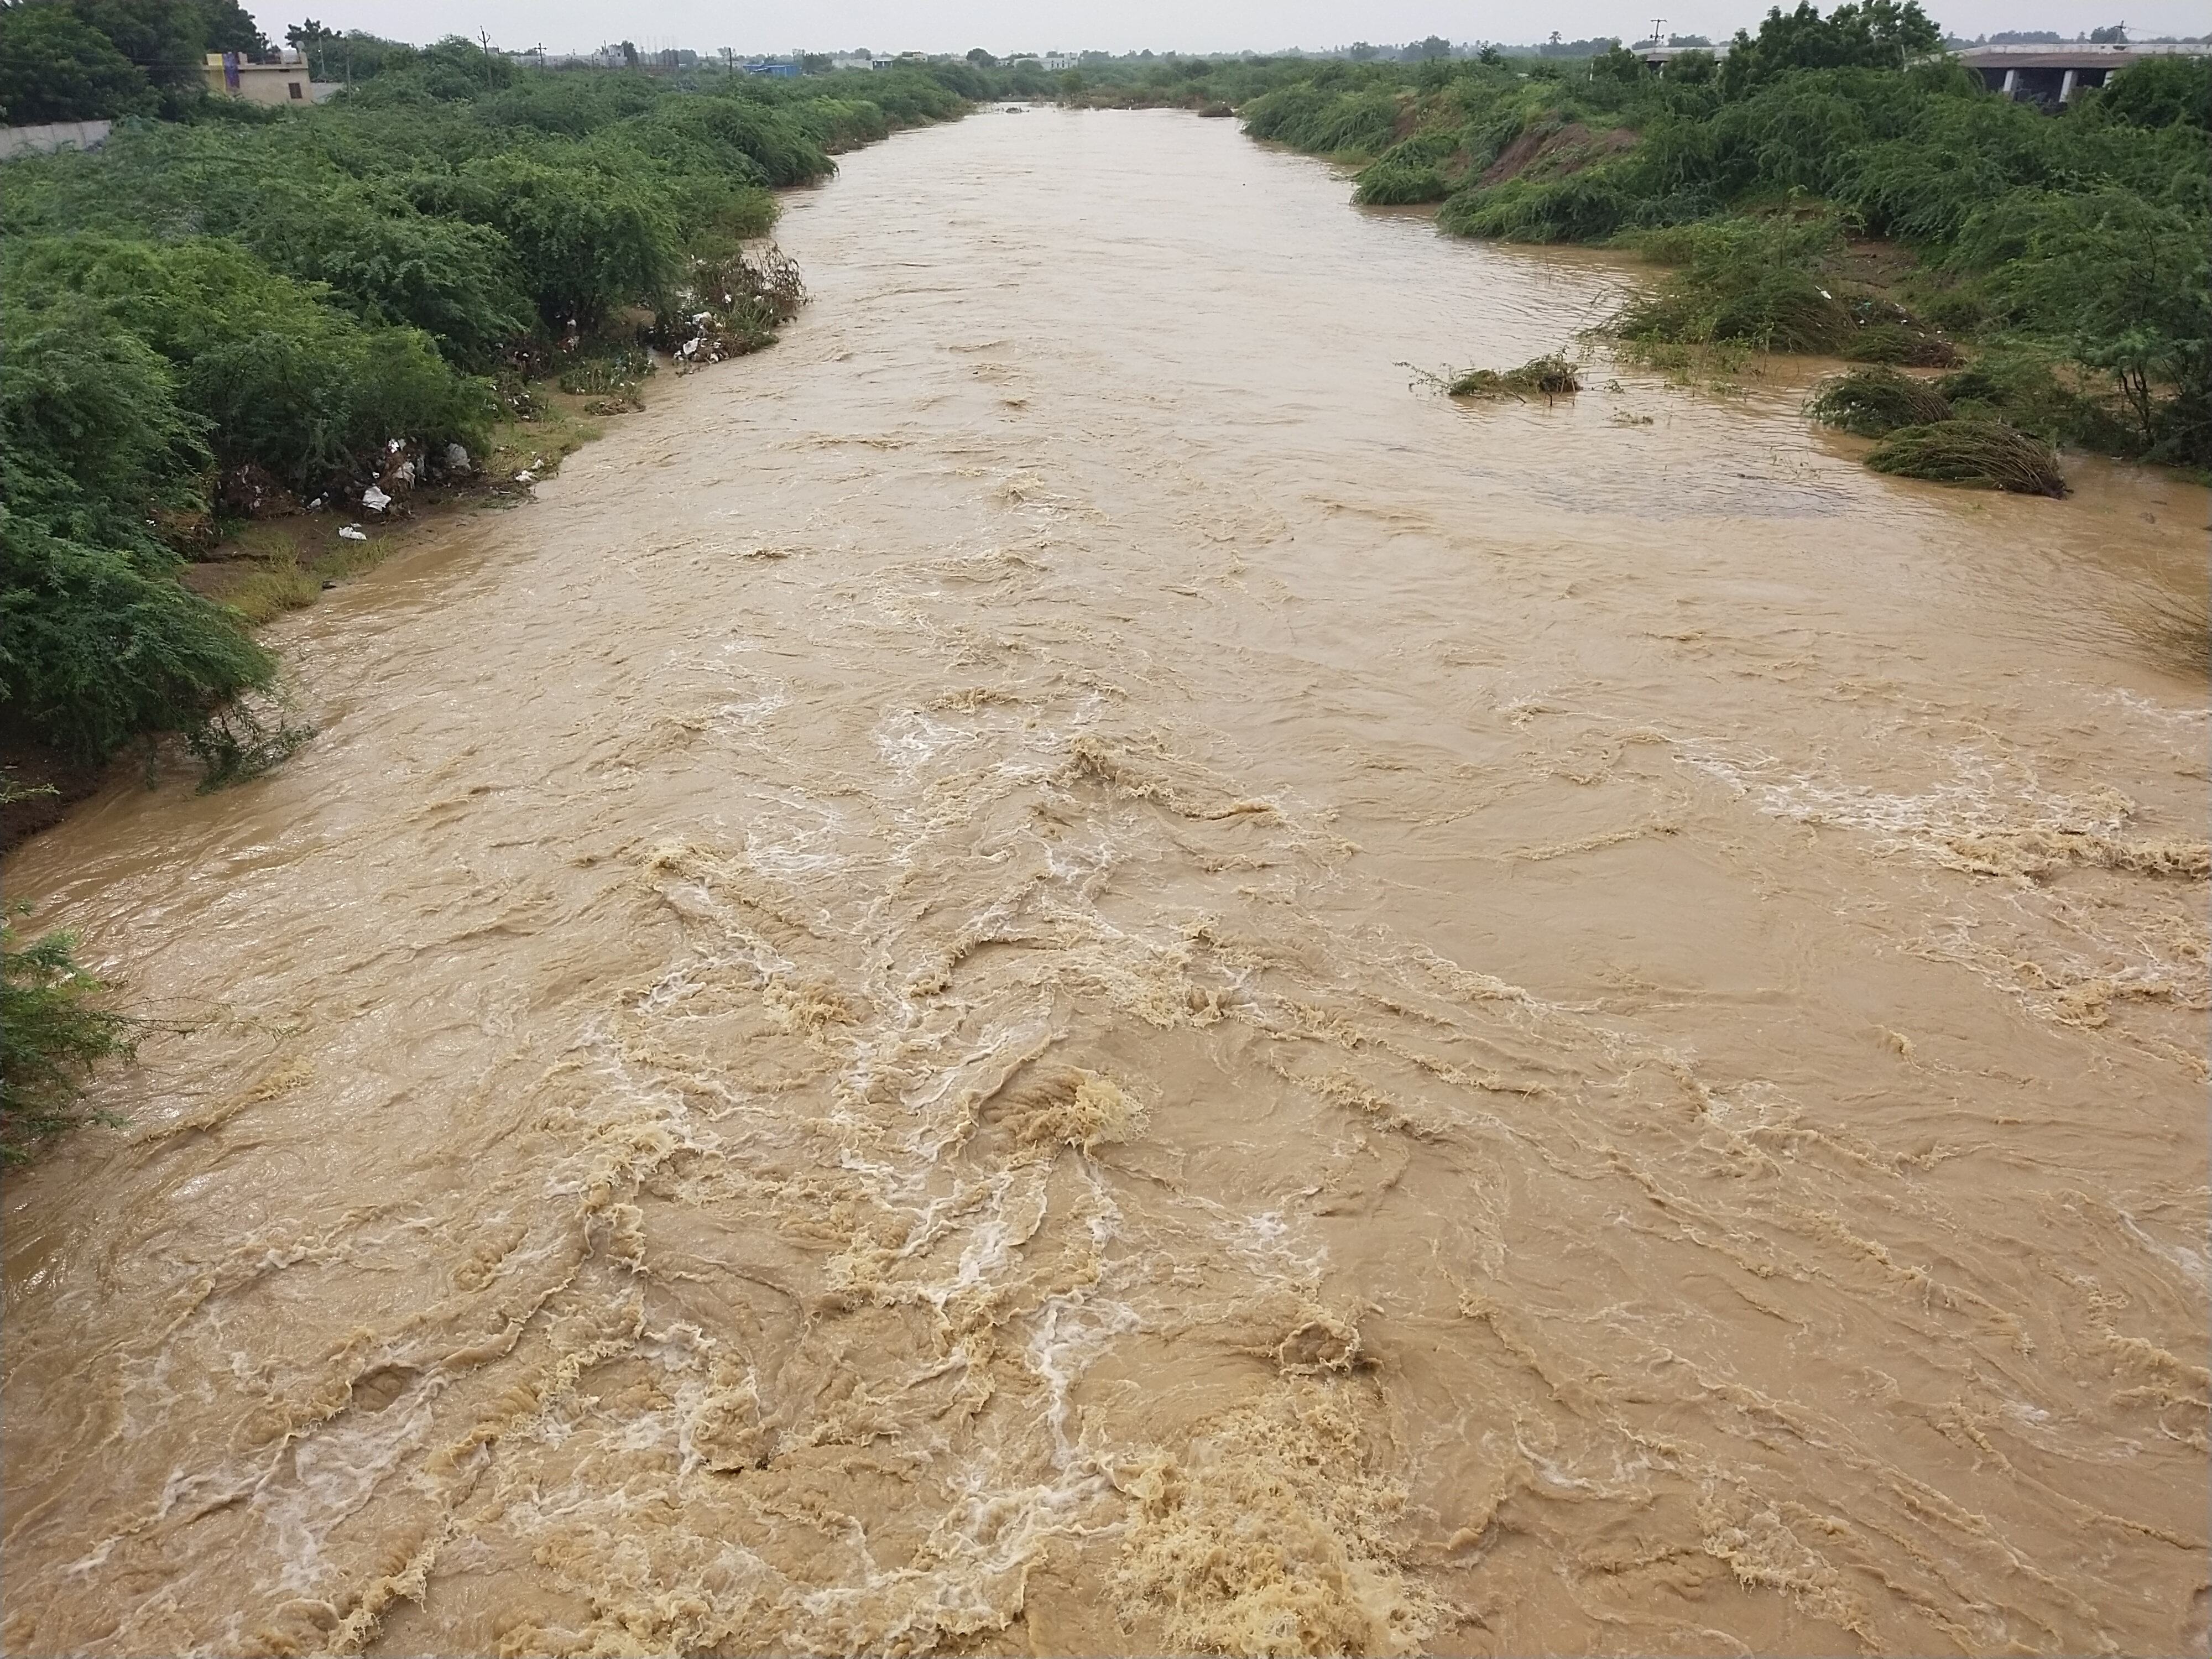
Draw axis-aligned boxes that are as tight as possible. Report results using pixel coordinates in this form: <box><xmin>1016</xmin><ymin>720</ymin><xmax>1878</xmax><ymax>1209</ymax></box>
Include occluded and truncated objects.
<box><xmin>0</xmin><ymin>28</ymin><xmax>999</xmax><ymax>1154</ymax></box>
<box><xmin>1067</xmin><ymin>9</ymin><xmax>2209</xmax><ymax>482</ymax></box>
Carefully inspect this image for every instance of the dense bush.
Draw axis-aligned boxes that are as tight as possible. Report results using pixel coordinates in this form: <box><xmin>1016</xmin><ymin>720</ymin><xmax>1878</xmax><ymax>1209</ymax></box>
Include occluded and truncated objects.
<box><xmin>1</xmin><ymin>292</ymin><xmax>278</xmax><ymax>759</ymax></box>
<box><xmin>1</xmin><ymin>54</ymin><xmax>977</xmax><ymax>772</ymax></box>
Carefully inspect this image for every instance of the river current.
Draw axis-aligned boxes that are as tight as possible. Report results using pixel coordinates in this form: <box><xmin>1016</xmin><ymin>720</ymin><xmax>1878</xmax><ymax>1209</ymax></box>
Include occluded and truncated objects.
<box><xmin>4</xmin><ymin>108</ymin><xmax>2207</xmax><ymax>1657</ymax></box>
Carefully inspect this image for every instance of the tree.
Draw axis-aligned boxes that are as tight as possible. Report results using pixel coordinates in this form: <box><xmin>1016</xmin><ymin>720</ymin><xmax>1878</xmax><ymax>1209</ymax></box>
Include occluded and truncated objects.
<box><xmin>966</xmin><ymin>46</ymin><xmax>997</xmax><ymax>67</ymax></box>
<box><xmin>1963</xmin><ymin>187</ymin><xmax>2210</xmax><ymax>457</ymax></box>
<box><xmin>286</xmin><ymin>17</ymin><xmax>330</xmax><ymax>76</ymax></box>
<box><xmin>64</xmin><ymin>0</ymin><xmax>207</xmax><ymax>100</ymax></box>
<box><xmin>199</xmin><ymin>0</ymin><xmax>268</xmax><ymax>58</ymax></box>
<box><xmin>2085</xmin><ymin>51</ymin><xmax>2211</xmax><ymax>131</ymax></box>
<box><xmin>1722</xmin><ymin>0</ymin><xmax>1942</xmax><ymax>92</ymax></box>
<box><xmin>619</xmin><ymin>38</ymin><xmax>638</xmax><ymax>67</ymax></box>
<box><xmin>2088</xmin><ymin>23</ymin><xmax>2127</xmax><ymax>43</ymax></box>
<box><xmin>0</xmin><ymin>5</ymin><xmax>156</xmax><ymax>122</ymax></box>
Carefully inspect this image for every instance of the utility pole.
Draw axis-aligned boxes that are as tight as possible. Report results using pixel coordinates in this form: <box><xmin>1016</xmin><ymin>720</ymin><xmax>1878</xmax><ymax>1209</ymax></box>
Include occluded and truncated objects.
<box><xmin>479</xmin><ymin>28</ymin><xmax>495</xmax><ymax>91</ymax></box>
<box><xmin>1650</xmin><ymin>17</ymin><xmax>1667</xmax><ymax>46</ymax></box>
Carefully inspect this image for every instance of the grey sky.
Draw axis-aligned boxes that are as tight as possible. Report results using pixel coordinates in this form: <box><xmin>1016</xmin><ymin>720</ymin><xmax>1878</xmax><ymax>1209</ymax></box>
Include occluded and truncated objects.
<box><xmin>251</xmin><ymin>1</ymin><xmax>2200</xmax><ymax>59</ymax></box>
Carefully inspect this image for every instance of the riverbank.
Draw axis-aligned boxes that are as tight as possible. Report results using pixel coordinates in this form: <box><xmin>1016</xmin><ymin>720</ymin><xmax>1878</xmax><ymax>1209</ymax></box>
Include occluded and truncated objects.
<box><xmin>1234</xmin><ymin>38</ymin><xmax>2211</xmax><ymax>473</ymax></box>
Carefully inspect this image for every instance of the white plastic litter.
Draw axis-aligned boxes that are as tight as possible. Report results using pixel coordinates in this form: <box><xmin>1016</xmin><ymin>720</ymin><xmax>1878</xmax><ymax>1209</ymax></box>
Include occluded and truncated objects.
<box><xmin>443</xmin><ymin>442</ymin><xmax>471</xmax><ymax>472</ymax></box>
<box><xmin>338</xmin><ymin>524</ymin><xmax>368</xmax><ymax>542</ymax></box>
<box><xmin>361</xmin><ymin>485</ymin><xmax>392</xmax><ymax>512</ymax></box>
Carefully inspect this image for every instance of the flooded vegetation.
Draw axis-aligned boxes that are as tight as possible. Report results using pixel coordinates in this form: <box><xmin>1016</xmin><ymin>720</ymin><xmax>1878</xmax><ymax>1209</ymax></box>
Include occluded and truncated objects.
<box><xmin>3</xmin><ymin>102</ymin><xmax>2203</xmax><ymax>1655</ymax></box>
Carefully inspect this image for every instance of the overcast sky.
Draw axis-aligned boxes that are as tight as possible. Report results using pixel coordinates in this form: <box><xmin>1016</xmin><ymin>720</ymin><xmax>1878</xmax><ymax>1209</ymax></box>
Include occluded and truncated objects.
<box><xmin>252</xmin><ymin>1</ymin><xmax>2203</xmax><ymax>58</ymax></box>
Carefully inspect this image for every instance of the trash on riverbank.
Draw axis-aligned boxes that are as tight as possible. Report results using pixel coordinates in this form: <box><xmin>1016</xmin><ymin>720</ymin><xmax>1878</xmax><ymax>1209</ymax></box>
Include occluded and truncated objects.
<box><xmin>1807</xmin><ymin>368</ymin><xmax>1954</xmax><ymax>436</ymax></box>
<box><xmin>1865</xmin><ymin>419</ymin><xmax>2070</xmax><ymax>497</ymax></box>
<box><xmin>655</xmin><ymin>245</ymin><xmax>810</xmax><ymax>373</ymax></box>
<box><xmin>338</xmin><ymin>524</ymin><xmax>368</xmax><ymax>541</ymax></box>
<box><xmin>217</xmin><ymin>463</ymin><xmax>298</xmax><ymax>519</ymax></box>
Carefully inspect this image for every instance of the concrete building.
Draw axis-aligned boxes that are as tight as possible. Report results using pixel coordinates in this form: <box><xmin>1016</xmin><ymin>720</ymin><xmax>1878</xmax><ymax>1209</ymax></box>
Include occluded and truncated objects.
<box><xmin>203</xmin><ymin>48</ymin><xmax>339</xmax><ymax>105</ymax></box>
<box><xmin>1954</xmin><ymin>41</ymin><xmax>2208</xmax><ymax>105</ymax></box>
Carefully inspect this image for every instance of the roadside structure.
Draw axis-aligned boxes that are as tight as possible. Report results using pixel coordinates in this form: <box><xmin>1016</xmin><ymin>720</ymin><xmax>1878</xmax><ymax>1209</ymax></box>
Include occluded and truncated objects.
<box><xmin>1952</xmin><ymin>40</ymin><xmax>2208</xmax><ymax>102</ymax></box>
<box><xmin>202</xmin><ymin>47</ymin><xmax>339</xmax><ymax>105</ymax></box>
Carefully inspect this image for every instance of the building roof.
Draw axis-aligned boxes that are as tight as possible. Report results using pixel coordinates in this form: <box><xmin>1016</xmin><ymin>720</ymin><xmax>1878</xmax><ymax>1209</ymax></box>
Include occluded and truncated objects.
<box><xmin>1953</xmin><ymin>42</ymin><xmax>2210</xmax><ymax>67</ymax></box>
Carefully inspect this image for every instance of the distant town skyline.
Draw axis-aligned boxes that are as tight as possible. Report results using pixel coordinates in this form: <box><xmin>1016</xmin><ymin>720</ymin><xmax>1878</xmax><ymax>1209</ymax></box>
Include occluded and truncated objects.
<box><xmin>242</xmin><ymin>1</ymin><xmax>2206</xmax><ymax>59</ymax></box>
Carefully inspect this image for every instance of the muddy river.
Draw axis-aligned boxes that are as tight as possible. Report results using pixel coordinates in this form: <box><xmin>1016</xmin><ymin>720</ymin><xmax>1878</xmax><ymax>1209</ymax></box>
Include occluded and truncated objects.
<box><xmin>5</xmin><ymin>108</ymin><xmax>2207</xmax><ymax>1657</ymax></box>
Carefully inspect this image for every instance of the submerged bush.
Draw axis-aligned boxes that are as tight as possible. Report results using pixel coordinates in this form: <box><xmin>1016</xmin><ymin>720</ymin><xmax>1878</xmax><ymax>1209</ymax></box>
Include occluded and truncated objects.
<box><xmin>1449</xmin><ymin>354</ymin><xmax>1583</xmax><ymax>398</ymax></box>
<box><xmin>1806</xmin><ymin>367</ymin><xmax>1953</xmax><ymax>434</ymax></box>
<box><xmin>1864</xmin><ymin>418</ymin><xmax>2069</xmax><ymax>495</ymax></box>
<box><xmin>1</xmin><ymin>905</ymin><xmax>134</xmax><ymax>1165</ymax></box>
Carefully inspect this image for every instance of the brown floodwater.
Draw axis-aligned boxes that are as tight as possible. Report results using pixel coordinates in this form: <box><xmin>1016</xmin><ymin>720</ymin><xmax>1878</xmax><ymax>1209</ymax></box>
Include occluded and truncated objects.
<box><xmin>5</xmin><ymin>108</ymin><xmax>2208</xmax><ymax>1658</ymax></box>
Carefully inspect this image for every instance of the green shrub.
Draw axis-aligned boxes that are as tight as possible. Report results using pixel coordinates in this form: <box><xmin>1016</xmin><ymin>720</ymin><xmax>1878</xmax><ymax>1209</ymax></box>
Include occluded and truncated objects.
<box><xmin>1865</xmin><ymin>418</ymin><xmax>2069</xmax><ymax>495</ymax></box>
<box><xmin>1355</xmin><ymin>132</ymin><xmax>1459</xmax><ymax>205</ymax></box>
<box><xmin>0</xmin><ymin>906</ymin><xmax>135</xmax><ymax>1165</ymax></box>
<box><xmin>2083</xmin><ymin>53</ymin><xmax>2212</xmax><ymax>133</ymax></box>
<box><xmin>1616</xmin><ymin>216</ymin><xmax>1853</xmax><ymax>350</ymax></box>
<box><xmin>1806</xmin><ymin>367</ymin><xmax>1953</xmax><ymax>434</ymax></box>
<box><xmin>1953</xmin><ymin>187</ymin><xmax>2210</xmax><ymax>460</ymax></box>
<box><xmin>1242</xmin><ymin>84</ymin><xmax>1404</xmax><ymax>156</ymax></box>
<box><xmin>1441</xmin><ymin>172</ymin><xmax>1642</xmax><ymax>241</ymax></box>
<box><xmin>0</xmin><ymin>515</ymin><xmax>275</xmax><ymax>760</ymax></box>
<box><xmin>9</xmin><ymin>234</ymin><xmax>494</xmax><ymax>492</ymax></box>
<box><xmin>0</xmin><ymin>296</ymin><xmax>210</xmax><ymax>550</ymax></box>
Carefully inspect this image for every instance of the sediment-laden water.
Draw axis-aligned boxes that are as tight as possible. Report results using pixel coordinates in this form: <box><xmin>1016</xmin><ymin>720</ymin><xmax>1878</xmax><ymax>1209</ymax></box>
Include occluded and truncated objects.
<box><xmin>4</xmin><ymin>108</ymin><xmax>2206</xmax><ymax>1658</ymax></box>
